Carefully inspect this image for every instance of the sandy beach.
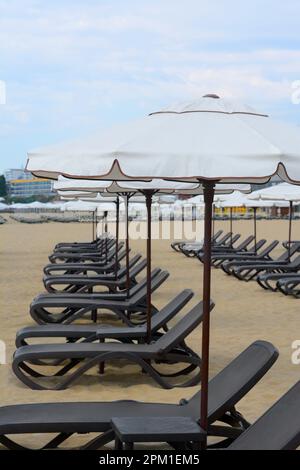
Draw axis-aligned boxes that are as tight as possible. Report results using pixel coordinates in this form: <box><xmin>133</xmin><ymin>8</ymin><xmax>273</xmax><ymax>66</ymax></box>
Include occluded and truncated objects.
<box><xmin>0</xmin><ymin>217</ymin><xmax>299</xmax><ymax>449</ymax></box>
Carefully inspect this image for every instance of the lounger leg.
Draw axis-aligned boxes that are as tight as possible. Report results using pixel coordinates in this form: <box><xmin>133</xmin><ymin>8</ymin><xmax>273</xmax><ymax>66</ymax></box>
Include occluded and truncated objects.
<box><xmin>99</xmin><ymin>339</ymin><xmax>105</xmax><ymax>375</ymax></box>
<box><xmin>125</xmin><ymin>442</ymin><xmax>134</xmax><ymax>450</ymax></box>
<box><xmin>115</xmin><ymin>437</ymin><xmax>123</xmax><ymax>450</ymax></box>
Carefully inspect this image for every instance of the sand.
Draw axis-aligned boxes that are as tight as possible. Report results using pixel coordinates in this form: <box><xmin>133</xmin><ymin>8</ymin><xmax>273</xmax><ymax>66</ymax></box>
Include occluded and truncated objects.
<box><xmin>0</xmin><ymin>217</ymin><xmax>299</xmax><ymax>449</ymax></box>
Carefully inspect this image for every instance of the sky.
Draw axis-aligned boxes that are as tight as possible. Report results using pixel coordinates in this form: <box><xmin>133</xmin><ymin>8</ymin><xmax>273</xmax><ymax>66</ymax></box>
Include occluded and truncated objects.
<box><xmin>1</xmin><ymin>0</ymin><xmax>300</xmax><ymax>173</ymax></box>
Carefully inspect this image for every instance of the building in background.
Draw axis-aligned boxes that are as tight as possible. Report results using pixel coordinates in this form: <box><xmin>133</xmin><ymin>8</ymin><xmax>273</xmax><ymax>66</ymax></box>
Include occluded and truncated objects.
<box><xmin>4</xmin><ymin>169</ymin><xmax>54</xmax><ymax>198</ymax></box>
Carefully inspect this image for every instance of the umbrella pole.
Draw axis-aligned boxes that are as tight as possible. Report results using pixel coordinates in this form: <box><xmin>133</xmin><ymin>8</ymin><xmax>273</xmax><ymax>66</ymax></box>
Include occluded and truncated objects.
<box><xmin>230</xmin><ymin>207</ymin><xmax>233</xmax><ymax>247</ymax></box>
<box><xmin>115</xmin><ymin>197</ymin><xmax>120</xmax><ymax>279</ymax></box>
<box><xmin>92</xmin><ymin>210</ymin><xmax>95</xmax><ymax>241</ymax></box>
<box><xmin>145</xmin><ymin>190</ymin><xmax>154</xmax><ymax>343</ymax></box>
<box><xmin>289</xmin><ymin>201</ymin><xmax>293</xmax><ymax>260</ymax></box>
<box><xmin>104</xmin><ymin>211</ymin><xmax>108</xmax><ymax>264</ymax></box>
<box><xmin>212</xmin><ymin>204</ymin><xmax>215</xmax><ymax>239</ymax></box>
<box><xmin>200</xmin><ymin>181</ymin><xmax>215</xmax><ymax>448</ymax></box>
<box><xmin>124</xmin><ymin>195</ymin><xmax>131</xmax><ymax>298</ymax></box>
<box><xmin>253</xmin><ymin>207</ymin><xmax>257</xmax><ymax>254</ymax></box>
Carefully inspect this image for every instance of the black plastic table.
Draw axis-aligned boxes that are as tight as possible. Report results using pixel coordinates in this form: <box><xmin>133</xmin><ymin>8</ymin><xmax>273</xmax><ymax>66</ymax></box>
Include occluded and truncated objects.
<box><xmin>111</xmin><ymin>416</ymin><xmax>206</xmax><ymax>450</ymax></box>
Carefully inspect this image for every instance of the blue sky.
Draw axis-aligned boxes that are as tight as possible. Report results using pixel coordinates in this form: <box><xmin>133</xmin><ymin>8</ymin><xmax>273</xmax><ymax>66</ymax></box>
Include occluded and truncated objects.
<box><xmin>1</xmin><ymin>0</ymin><xmax>300</xmax><ymax>173</ymax></box>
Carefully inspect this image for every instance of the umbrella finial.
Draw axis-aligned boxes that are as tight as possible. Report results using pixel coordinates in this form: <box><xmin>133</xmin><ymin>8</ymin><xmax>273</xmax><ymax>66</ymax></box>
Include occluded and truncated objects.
<box><xmin>202</xmin><ymin>94</ymin><xmax>220</xmax><ymax>99</ymax></box>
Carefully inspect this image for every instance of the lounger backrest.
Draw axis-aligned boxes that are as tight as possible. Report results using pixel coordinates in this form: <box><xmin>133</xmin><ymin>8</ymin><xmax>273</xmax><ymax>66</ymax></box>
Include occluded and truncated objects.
<box><xmin>116</xmin><ymin>249</ymin><xmax>128</xmax><ymax>263</ymax></box>
<box><xmin>117</xmin><ymin>254</ymin><xmax>142</xmax><ymax>277</ymax></box>
<box><xmin>272</xmin><ymin>242</ymin><xmax>300</xmax><ymax>262</ymax></box>
<box><xmin>129</xmin><ymin>268</ymin><xmax>162</xmax><ymax>297</ymax></box>
<box><xmin>126</xmin><ymin>259</ymin><xmax>147</xmax><ymax>280</ymax></box>
<box><xmin>212</xmin><ymin>230</ymin><xmax>223</xmax><ymax>242</ymax></box>
<box><xmin>281</xmin><ymin>242</ymin><xmax>300</xmax><ymax>260</ymax></box>
<box><xmin>252</xmin><ymin>238</ymin><xmax>266</xmax><ymax>252</ymax></box>
<box><xmin>223</xmin><ymin>233</ymin><xmax>240</xmax><ymax>247</ymax></box>
<box><xmin>290</xmin><ymin>255</ymin><xmax>300</xmax><ymax>267</ymax></box>
<box><xmin>154</xmin><ymin>300</ymin><xmax>214</xmax><ymax>354</ymax></box>
<box><xmin>184</xmin><ymin>341</ymin><xmax>279</xmax><ymax>422</ymax></box>
<box><xmin>130</xmin><ymin>270</ymin><xmax>169</xmax><ymax>304</ymax></box>
<box><xmin>259</xmin><ymin>240</ymin><xmax>279</xmax><ymax>257</ymax></box>
<box><xmin>151</xmin><ymin>290</ymin><xmax>194</xmax><ymax>333</ymax></box>
<box><xmin>235</xmin><ymin>235</ymin><xmax>254</xmax><ymax>251</ymax></box>
<box><xmin>215</xmin><ymin>232</ymin><xmax>232</xmax><ymax>246</ymax></box>
<box><xmin>229</xmin><ymin>381</ymin><xmax>300</xmax><ymax>450</ymax></box>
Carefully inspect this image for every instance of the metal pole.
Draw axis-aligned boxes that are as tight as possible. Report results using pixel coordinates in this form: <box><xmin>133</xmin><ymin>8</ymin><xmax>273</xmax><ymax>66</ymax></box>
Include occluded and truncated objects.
<box><xmin>104</xmin><ymin>211</ymin><xmax>108</xmax><ymax>265</ymax></box>
<box><xmin>125</xmin><ymin>196</ymin><xmax>130</xmax><ymax>298</ymax></box>
<box><xmin>115</xmin><ymin>197</ymin><xmax>120</xmax><ymax>279</ymax></box>
<box><xmin>92</xmin><ymin>210</ymin><xmax>95</xmax><ymax>241</ymax></box>
<box><xmin>200</xmin><ymin>182</ymin><xmax>215</xmax><ymax>448</ymax></box>
<box><xmin>289</xmin><ymin>200</ymin><xmax>293</xmax><ymax>260</ymax></box>
<box><xmin>230</xmin><ymin>207</ymin><xmax>233</xmax><ymax>247</ymax></box>
<box><xmin>145</xmin><ymin>191</ymin><xmax>153</xmax><ymax>344</ymax></box>
<box><xmin>253</xmin><ymin>207</ymin><xmax>257</xmax><ymax>254</ymax></box>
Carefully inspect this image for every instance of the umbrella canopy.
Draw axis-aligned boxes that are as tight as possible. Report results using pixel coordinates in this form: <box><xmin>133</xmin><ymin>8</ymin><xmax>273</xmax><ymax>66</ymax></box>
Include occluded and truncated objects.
<box><xmin>244</xmin><ymin>198</ymin><xmax>289</xmax><ymax>208</ymax></box>
<box><xmin>27</xmin><ymin>95</ymin><xmax>300</xmax><ymax>184</ymax></box>
<box><xmin>219</xmin><ymin>191</ymin><xmax>248</xmax><ymax>208</ymax></box>
<box><xmin>61</xmin><ymin>200</ymin><xmax>107</xmax><ymax>212</ymax></box>
<box><xmin>186</xmin><ymin>195</ymin><xmax>204</xmax><ymax>204</ymax></box>
<box><xmin>54</xmin><ymin>175</ymin><xmax>249</xmax><ymax>195</ymax></box>
<box><xmin>10</xmin><ymin>202</ymin><xmax>32</xmax><ymax>209</ymax></box>
<box><xmin>248</xmin><ymin>182</ymin><xmax>300</xmax><ymax>258</ymax></box>
<box><xmin>248</xmin><ymin>182</ymin><xmax>300</xmax><ymax>202</ymax></box>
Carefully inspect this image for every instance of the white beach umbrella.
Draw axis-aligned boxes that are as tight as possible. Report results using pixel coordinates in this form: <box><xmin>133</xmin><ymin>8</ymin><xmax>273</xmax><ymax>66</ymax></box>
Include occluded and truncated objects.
<box><xmin>219</xmin><ymin>191</ymin><xmax>249</xmax><ymax>208</ymax></box>
<box><xmin>248</xmin><ymin>183</ymin><xmax>300</xmax><ymax>257</ymax></box>
<box><xmin>248</xmin><ymin>182</ymin><xmax>300</xmax><ymax>202</ymax></box>
<box><xmin>61</xmin><ymin>200</ymin><xmax>101</xmax><ymax>211</ymax></box>
<box><xmin>10</xmin><ymin>202</ymin><xmax>32</xmax><ymax>210</ymax></box>
<box><xmin>244</xmin><ymin>198</ymin><xmax>289</xmax><ymax>208</ymax></box>
<box><xmin>27</xmin><ymin>96</ymin><xmax>300</xmax><ymax>184</ymax></box>
<box><xmin>26</xmin><ymin>94</ymin><xmax>300</xmax><ymax>443</ymax></box>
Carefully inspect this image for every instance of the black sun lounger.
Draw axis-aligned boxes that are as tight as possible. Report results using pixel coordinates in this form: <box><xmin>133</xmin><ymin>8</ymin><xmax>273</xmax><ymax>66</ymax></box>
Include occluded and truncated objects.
<box><xmin>209</xmin><ymin>238</ymin><xmax>265</xmax><ymax>268</ymax></box>
<box><xmin>54</xmin><ymin>235</ymin><xmax>115</xmax><ymax>251</ymax></box>
<box><xmin>34</xmin><ymin>268</ymin><xmax>162</xmax><ymax>303</ymax></box>
<box><xmin>171</xmin><ymin>230</ymin><xmax>223</xmax><ymax>253</ymax></box>
<box><xmin>49</xmin><ymin>242</ymin><xmax>124</xmax><ymax>264</ymax></box>
<box><xmin>256</xmin><ymin>255</ymin><xmax>300</xmax><ymax>291</ymax></box>
<box><xmin>16</xmin><ymin>289</ymin><xmax>195</xmax><ymax>348</ymax></box>
<box><xmin>183</xmin><ymin>233</ymin><xmax>241</xmax><ymax>258</ymax></box>
<box><xmin>52</xmin><ymin>238</ymin><xmax>117</xmax><ymax>258</ymax></box>
<box><xmin>0</xmin><ymin>340</ymin><xmax>278</xmax><ymax>450</ymax></box>
<box><xmin>228</xmin><ymin>380</ymin><xmax>300</xmax><ymax>450</ymax></box>
<box><xmin>13</xmin><ymin>301</ymin><xmax>206</xmax><ymax>390</ymax></box>
<box><xmin>30</xmin><ymin>270</ymin><xmax>169</xmax><ymax>325</ymax></box>
<box><xmin>211</xmin><ymin>235</ymin><xmax>255</xmax><ymax>254</ymax></box>
<box><xmin>276</xmin><ymin>275</ymin><xmax>300</xmax><ymax>297</ymax></box>
<box><xmin>43</xmin><ymin>248</ymin><xmax>130</xmax><ymax>276</ymax></box>
<box><xmin>54</xmin><ymin>237</ymin><xmax>113</xmax><ymax>253</ymax></box>
<box><xmin>230</xmin><ymin>242</ymin><xmax>300</xmax><ymax>281</ymax></box>
<box><xmin>43</xmin><ymin>259</ymin><xmax>147</xmax><ymax>293</ymax></box>
<box><xmin>220</xmin><ymin>240</ymin><xmax>279</xmax><ymax>275</ymax></box>
<box><xmin>121</xmin><ymin>379</ymin><xmax>300</xmax><ymax>450</ymax></box>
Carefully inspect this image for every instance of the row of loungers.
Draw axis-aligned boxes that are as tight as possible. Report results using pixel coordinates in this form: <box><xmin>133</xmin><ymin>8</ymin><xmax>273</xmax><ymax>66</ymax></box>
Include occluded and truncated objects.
<box><xmin>172</xmin><ymin>230</ymin><xmax>300</xmax><ymax>297</ymax></box>
<box><xmin>4</xmin><ymin>233</ymin><xmax>300</xmax><ymax>449</ymax></box>
<box><xmin>208</xmin><ymin>235</ymin><xmax>300</xmax><ymax>296</ymax></box>
<box><xmin>12</xmin><ymin>235</ymin><xmax>205</xmax><ymax>390</ymax></box>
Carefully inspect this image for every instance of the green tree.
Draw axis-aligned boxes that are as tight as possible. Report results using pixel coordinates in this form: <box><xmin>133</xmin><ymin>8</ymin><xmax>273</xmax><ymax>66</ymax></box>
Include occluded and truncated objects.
<box><xmin>0</xmin><ymin>175</ymin><xmax>7</xmax><ymax>197</ymax></box>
